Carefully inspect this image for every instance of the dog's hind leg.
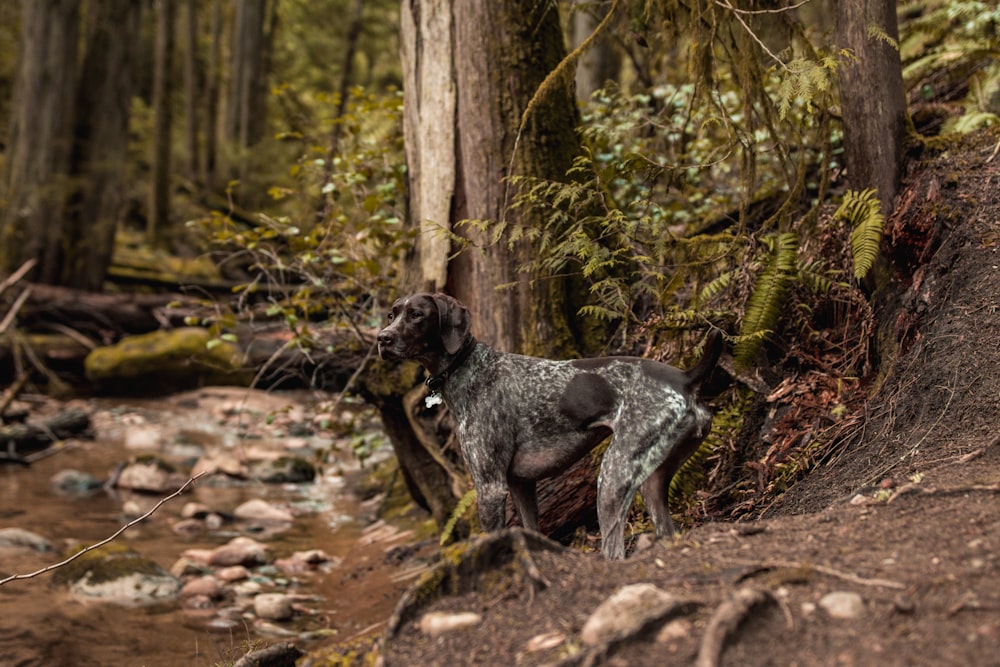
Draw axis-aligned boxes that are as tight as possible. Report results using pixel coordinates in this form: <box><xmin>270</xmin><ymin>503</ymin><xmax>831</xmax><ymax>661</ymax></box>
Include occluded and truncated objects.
<box><xmin>508</xmin><ymin>477</ymin><xmax>540</xmax><ymax>532</ymax></box>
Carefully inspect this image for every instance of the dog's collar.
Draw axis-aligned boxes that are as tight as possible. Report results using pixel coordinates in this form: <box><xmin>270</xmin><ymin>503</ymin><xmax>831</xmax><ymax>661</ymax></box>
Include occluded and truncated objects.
<box><xmin>425</xmin><ymin>337</ymin><xmax>477</xmax><ymax>393</ymax></box>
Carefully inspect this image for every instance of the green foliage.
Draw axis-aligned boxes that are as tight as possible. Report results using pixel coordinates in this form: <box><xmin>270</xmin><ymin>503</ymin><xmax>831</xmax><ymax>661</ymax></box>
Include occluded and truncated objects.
<box><xmin>733</xmin><ymin>232</ymin><xmax>799</xmax><ymax>368</ymax></box>
<box><xmin>440</xmin><ymin>489</ymin><xmax>477</xmax><ymax>547</ymax></box>
<box><xmin>900</xmin><ymin>1</ymin><xmax>1000</xmax><ymax>132</ymax></box>
<box><xmin>775</xmin><ymin>52</ymin><xmax>853</xmax><ymax>121</ymax></box>
<box><xmin>190</xmin><ymin>88</ymin><xmax>410</xmax><ymax>342</ymax></box>
<box><xmin>835</xmin><ymin>188</ymin><xmax>884</xmax><ymax>281</ymax></box>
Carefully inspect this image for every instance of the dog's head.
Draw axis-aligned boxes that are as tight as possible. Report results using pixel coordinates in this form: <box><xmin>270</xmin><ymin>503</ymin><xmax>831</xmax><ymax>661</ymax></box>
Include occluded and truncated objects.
<box><xmin>376</xmin><ymin>293</ymin><xmax>471</xmax><ymax>363</ymax></box>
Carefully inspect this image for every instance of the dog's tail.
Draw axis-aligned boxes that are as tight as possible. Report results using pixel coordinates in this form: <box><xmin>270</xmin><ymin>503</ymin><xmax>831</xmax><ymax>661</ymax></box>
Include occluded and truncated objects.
<box><xmin>685</xmin><ymin>329</ymin><xmax>723</xmax><ymax>389</ymax></box>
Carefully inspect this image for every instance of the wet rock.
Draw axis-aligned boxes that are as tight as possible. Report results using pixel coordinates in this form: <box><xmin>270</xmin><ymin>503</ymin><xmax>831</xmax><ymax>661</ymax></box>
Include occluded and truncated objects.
<box><xmin>172</xmin><ymin>518</ymin><xmax>205</xmax><ymax>537</ymax></box>
<box><xmin>217</xmin><ymin>565</ymin><xmax>250</xmax><ymax>582</ymax></box>
<box><xmin>275</xmin><ymin>549</ymin><xmax>336</xmax><ymax>574</ymax></box>
<box><xmin>248</xmin><ymin>456</ymin><xmax>316</xmax><ymax>484</ymax></box>
<box><xmin>254</xmin><ymin>592</ymin><xmax>294</xmax><ymax>621</ymax></box>
<box><xmin>50</xmin><ymin>469</ymin><xmax>103</xmax><ymax>495</ymax></box>
<box><xmin>0</xmin><ymin>527</ymin><xmax>53</xmax><ymax>552</ymax></box>
<box><xmin>419</xmin><ymin>611</ymin><xmax>482</xmax><ymax>636</ymax></box>
<box><xmin>820</xmin><ymin>591</ymin><xmax>865</xmax><ymax>619</ymax></box>
<box><xmin>208</xmin><ymin>536</ymin><xmax>271</xmax><ymax>567</ymax></box>
<box><xmin>115</xmin><ymin>456</ymin><xmax>187</xmax><ymax>493</ymax></box>
<box><xmin>53</xmin><ymin>543</ymin><xmax>181</xmax><ymax>605</ymax></box>
<box><xmin>580</xmin><ymin>583</ymin><xmax>685</xmax><ymax>646</ymax></box>
<box><xmin>170</xmin><ymin>556</ymin><xmax>209</xmax><ymax>578</ymax></box>
<box><xmin>123</xmin><ymin>424</ymin><xmax>161</xmax><ymax>450</ymax></box>
<box><xmin>191</xmin><ymin>452</ymin><xmax>248</xmax><ymax>479</ymax></box>
<box><xmin>234</xmin><ymin>499</ymin><xmax>294</xmax><ymax>524</ymax></box>
<box><xmin>181</xmin><ymin>575</ymin><xmax>223</xmax><ymax>599</ymax></box>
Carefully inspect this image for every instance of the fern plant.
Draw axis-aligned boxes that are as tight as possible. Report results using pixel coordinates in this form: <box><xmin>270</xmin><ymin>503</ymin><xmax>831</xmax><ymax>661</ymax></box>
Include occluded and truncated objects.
<box><xmin>733</xmin><ymin>232</ymin><xmax>799</xmax><ymax>368</ymax></box>
<box><xmin>835</xmin><ymin>188</ymin><xmax>884</xmax><ymax>281</ymax></box>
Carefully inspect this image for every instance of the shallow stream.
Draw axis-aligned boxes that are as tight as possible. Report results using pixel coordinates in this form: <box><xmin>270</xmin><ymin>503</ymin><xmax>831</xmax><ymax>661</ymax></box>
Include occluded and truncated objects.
<box><xmin>0</xmin><ymin>388</ymin><xmax>424</xmax><ymax>666</ymax></box>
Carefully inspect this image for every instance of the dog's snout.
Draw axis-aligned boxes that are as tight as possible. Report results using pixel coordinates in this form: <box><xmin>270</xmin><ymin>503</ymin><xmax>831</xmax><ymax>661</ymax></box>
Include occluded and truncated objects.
<box><xmin>377</xmin><ymin>329</ymin><xmax>395</xmax><ymax>346</ymax></box>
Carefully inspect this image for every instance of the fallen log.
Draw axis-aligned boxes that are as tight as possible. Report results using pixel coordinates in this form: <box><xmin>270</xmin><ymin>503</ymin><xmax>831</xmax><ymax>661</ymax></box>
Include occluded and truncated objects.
<box><xmin>0</xmin><ymin>407</ymin><xmax>92</xmax><ymax>458</ymax></box>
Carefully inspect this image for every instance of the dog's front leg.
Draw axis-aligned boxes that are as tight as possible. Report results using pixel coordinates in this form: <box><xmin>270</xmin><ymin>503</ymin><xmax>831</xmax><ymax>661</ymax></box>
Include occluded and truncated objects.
<box><xmin>474</xmin><ymin>478</ymin><xmax>508</xmax><ymax>532</ymax></box>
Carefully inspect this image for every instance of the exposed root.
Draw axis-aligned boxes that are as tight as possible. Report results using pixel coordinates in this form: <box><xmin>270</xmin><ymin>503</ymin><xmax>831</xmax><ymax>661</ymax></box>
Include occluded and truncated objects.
<box><xmin>696</xmin><ymin>587</ymin><xmax>774</xmax><ymax>667</ymax></box>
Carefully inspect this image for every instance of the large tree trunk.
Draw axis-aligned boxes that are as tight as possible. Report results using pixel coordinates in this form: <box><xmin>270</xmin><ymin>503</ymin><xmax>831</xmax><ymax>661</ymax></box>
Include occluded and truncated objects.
<box><xmin>65</xmin><ymin>0</ymin><xmax>140</xmax><ymax>291</ymax></box>
<box><xmin>226</xmin><ymin>0</ymin><xmax>269</xmax><ymax>181</ymax></box>
<box><xmin>836</xmin><ymin>0</ymin><xmax>908</xmax><ymax>212</ymax></box>
<box><xmin>202</xmin><ymin>0</ymin><xmax>223</xmax><ymax>189</ymax></box>
<box><xmin>149</xmin><ymin>0</ymin><xmax>175</xmax><ymax>243</ymax></box>
<box><xmin>183</xmin><ymin>0</ymin><xmax>200</xmax><ymax>183</ymax></box>
<box><xmin>450</xmin><ymin>0</ymin><xmax>584</xmax><ymax>356</ymax></box>
<box><xmin>398</xmin><ymin>0</ymin><xmax>599</xmax><ymax>534</ymax></box>
<box><xmin>0</xmin><ymin>0</ymin><xmax>80</xmax><ymax>284</ymax></box>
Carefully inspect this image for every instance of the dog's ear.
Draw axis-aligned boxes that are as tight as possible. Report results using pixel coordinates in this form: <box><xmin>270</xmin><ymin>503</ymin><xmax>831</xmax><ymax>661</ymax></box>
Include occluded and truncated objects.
<box><xmin>433</xmin><ymin>293</ymin><xmax>470</xmax><ymax>355</ymax></box>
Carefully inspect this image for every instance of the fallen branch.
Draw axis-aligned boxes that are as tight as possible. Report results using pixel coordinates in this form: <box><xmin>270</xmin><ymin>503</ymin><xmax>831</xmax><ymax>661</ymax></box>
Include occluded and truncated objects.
<box><xmin>733</xmin><ymin>559</ymin><xmax>905</xmax><ymax>590</ymax></box>
<box><xmin>0</xmin><ymin>472</ymin><xmax>206</xmax><ymax>586</ymax></box>
<box><xmin>696</xmin><ymin>587</ymin><xmax>774</xmax><ymax>667</ymax></box>
<box><xmin>888</xmin><ymin>481</ymin><xmax>1000</xmax><ymax>504</ymax></box>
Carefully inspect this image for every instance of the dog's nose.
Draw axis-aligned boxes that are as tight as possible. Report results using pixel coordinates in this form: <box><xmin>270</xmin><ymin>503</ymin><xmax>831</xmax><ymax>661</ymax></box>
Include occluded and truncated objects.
<box><xmin>377</xmin><ymin>330</ymin><xmax>395</xmax><ymax>346</ymax></box>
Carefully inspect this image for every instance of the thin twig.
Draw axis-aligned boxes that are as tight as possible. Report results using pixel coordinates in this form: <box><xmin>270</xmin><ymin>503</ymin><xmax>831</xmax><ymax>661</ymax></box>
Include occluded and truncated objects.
<box><xmin>715</xmin><ymin>0</ymin><xmax>790</xmax><ymax>70</ymax></box>
<box><xmin>0</xmin><ymin>471</ymin><xmax>206</xmax><ymax>586</ymax></box>
<box><xmin>986</xmin><ymin>136</ymin><xmax>1000</xmax><ymax>164</ymax></box>
<box><xmin>0</xmin><ymin>259</ymin><xmax>37</xmax><ymax>297</ymax></box>
<box><xmin>696</xmin><ymin>587</ymin><xmax>773</xmax><ymax>667</ymax></box>
<box><xmin>0</xmin><ymin>287</ymin><xmax>31</xmax><ymax>336</ymax></box>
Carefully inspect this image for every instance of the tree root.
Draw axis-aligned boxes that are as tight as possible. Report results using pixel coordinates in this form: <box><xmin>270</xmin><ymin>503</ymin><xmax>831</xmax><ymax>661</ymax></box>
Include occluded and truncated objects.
<box><xmin>696</xmin><ymin>587</ymin><xmax>774</xmax><ymax>667</ymax></box>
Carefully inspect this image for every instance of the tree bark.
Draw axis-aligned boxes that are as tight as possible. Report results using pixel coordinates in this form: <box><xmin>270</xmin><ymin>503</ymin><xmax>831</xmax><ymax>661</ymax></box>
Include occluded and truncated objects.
<box><xmin>65</xmin><ymin>0</ymin><xmax>140</xmax><ymax>291</ymax></box>
<box><xmin>572</xmin><ymin>0</ymin><xmax>621</xmax><ymax>101</ymax></box>
<box><xmin>226</xmin><ymin>0</ymin><xmax>268</xmax><ymax>181</ymax></box>
<box><xmin>450</xmin><ymin>0</ymin><xmax>585</xmax><ymax>356</ymax></box>
<box><xmin>0</xmin><ymin>0</ymin><xmax>81</xmax><ymax>284</ymax></box>
<box><xmin>149</xmin><ymin>0</ymin><xmax>175</xmax><ymax>243</ymax></box>
<box><xmin>183</xmin><ymin>0</ymin><xmax>200</xmax><ymax>182</ymax></box>
<box><xmin>836</xmin><ymin>0</ymin><xmax>908</xmax><ymax>212</ymax></box>
<box><xmin>202</xmin><ymin>0</ymin><xmax>223</xmax><ymax>188</ymax></box>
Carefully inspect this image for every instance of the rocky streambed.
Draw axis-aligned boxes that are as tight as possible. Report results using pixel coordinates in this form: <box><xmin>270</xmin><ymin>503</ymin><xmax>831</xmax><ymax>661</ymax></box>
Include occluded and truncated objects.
<box><xmin>0</xmin><ymin>387</ymin><xmax>432</xmax><ymax>667</ymax></box>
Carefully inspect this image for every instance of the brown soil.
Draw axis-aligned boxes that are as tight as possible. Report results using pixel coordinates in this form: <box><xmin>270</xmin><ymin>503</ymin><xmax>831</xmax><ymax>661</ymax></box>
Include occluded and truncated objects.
<box><xmin>353</xmin><ymin>131</ymin><xmax>1000</xmax><ymax>667</ymax></box>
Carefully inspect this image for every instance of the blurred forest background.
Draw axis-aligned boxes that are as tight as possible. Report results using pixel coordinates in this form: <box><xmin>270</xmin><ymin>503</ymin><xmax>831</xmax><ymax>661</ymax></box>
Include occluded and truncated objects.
<box><xmin>1</xmin><ymin>0</ymin><xmax>998</xmax><ymax>527</ymax></box>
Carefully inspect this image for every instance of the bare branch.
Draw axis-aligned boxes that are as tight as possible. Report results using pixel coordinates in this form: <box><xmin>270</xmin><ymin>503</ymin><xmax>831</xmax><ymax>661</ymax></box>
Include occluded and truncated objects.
<box><xmin>0</xmin><ymin>472</ymin><xmax>207</xmax><ymax>586</ymax></box>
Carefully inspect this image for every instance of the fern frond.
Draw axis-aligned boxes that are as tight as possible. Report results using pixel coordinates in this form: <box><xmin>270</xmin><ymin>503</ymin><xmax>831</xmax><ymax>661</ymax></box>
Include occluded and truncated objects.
<box><xmin>734</xmin><ymin>232</ymin><xmax>798</xmax><ymax>368</ymax></box>
<box><xmin>835</xmin><ymin>188</ymin><xmax>884</xmax><ymax>281</ymax></box>
<box><xmin>796</xmin><ymin>259</ymin><xmax>839</xmax><ymax>295</ymax></box>
<box><xmin>440</xmin><ymin>488</ymin><xmax>477</xmax><ymax>547</ymax></box>
<box><xmin>697</xmin><ymin>270</ymin><xmax>733</xmax><ymax>307</ymax></box>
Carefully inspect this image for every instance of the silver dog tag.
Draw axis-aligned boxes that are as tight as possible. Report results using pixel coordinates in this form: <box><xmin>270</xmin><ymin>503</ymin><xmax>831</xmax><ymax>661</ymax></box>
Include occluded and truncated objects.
<box><xmin>425</xmin><ymin>392</ymin><xmax>443</xmax><ymax>408</ymax></box>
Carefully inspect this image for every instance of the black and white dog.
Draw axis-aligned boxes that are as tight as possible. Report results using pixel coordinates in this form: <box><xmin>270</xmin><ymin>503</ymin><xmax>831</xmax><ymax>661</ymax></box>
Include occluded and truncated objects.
<box><xmin>377</xmin><ymin>293</ymin><xmax>721</xmax><ymax>559</ymax></box>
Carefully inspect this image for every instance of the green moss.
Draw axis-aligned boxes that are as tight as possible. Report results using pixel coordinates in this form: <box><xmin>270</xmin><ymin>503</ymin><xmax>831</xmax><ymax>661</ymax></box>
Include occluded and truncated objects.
<box><xmin>52</xmin><ymin>543</ymin><xmax>165</xmax><ymax>586</ymax></box>
<box><xmin>84</xmin><ymin>327</ymin><xmax>252</xmax><ymax>393</ymax></box>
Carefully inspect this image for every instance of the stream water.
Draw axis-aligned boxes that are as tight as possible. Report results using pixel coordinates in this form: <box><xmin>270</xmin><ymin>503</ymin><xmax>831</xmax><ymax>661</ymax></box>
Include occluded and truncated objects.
<box><xmin>0</xmin><ymin>388</ymin><xmax>425</xmax><ymax>667</ymax></box>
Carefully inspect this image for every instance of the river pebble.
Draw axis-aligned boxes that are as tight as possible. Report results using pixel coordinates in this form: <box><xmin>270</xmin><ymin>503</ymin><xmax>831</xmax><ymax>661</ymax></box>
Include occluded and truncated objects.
<box><xmin>217</xmin><ymin>565</ymin><xmax>251</xmax><ymax>582</ymax></box>
<box><xmin>207</xmin><ymin>536</ymin><xmax>271</xmax><ymax>566</ymax></box>
<box><xmin>234</xmin><ymin>499</ymin><xmax>295</xmax><ymax>523</ymax></box>
<box><xmin>181</xmin><ymin>575</ymin><xmax>223</xmax><ymax>599</ymax></box>
<box><xmin>254</xmin><ymin>592</ymin><xmax>294</xmax><ymax>621</ymax></box>
<box><xmin>0</xmin><ymin>527</ymin><xmax>53</xmax><ymax>552</ymax></box>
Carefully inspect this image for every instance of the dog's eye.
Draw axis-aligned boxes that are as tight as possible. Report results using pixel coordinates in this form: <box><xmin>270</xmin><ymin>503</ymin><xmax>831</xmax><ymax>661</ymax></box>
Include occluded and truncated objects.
<box><xmin>387</xmin><ymin>312</ymin><xmax>395</xmax><ymax>322</ymax></box>
<box><xmin>409</xmin><ymin>310</ymin><xmax>424</xmax><ymax>321</ymax></box>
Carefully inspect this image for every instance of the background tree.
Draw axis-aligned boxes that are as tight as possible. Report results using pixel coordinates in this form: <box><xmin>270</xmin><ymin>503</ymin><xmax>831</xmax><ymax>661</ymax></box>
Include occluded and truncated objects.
<box><xmin>836</xmin><ymin>0</ymin><xmax>909</xmax><ymax>210</ymax></box>
<box><xmin>0</xmin><ymin>0</ymin><xmax>80</xmax><ymax>284</ymax></box>
<box><xmin>149</xmin><ymin>0</ymin><xmax>175</xmax><ymax>244</ymax></box>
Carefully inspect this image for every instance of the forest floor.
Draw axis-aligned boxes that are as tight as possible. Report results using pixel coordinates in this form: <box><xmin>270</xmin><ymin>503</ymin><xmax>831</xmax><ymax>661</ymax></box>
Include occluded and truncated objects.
<box><xmin>316</xmin><ymin>131</ymin><xmax>1000</xmax><ymax>666</ymax></box>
